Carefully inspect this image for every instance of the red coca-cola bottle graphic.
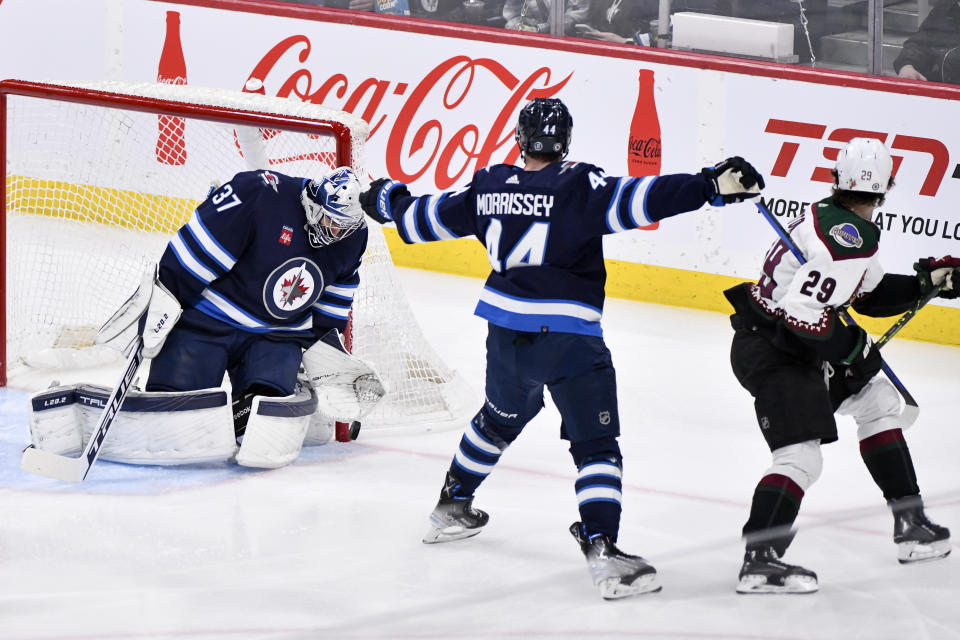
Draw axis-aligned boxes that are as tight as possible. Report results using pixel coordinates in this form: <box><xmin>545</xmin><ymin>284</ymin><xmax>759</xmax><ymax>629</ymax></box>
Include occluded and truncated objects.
<box><xmin>627</xmin><ymin>69</ymin><xmax>661</xmax><ymax>229</ymax></box>
<box><xmin>156</xmin><ymin>11</ymin><xmax>187</xmax><ymax>165</ymax></box>
<box><xmin>628</xmin><ymin>69</ymin><xmax>661</xmax><ymax>176</ymax></box>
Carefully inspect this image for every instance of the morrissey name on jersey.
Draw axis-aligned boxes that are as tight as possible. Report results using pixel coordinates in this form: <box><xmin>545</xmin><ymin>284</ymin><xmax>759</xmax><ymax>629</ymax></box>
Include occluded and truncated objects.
<box><xmin>476</xmin><ymin>192</ymin><xmax>555</xmax><ymax>218</ymax></box>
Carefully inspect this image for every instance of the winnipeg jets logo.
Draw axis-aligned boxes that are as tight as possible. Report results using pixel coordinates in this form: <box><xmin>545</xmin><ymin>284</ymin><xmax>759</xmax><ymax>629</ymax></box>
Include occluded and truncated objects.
<box><xmin>279</xmin><ymin>266</ymin><xmax>310</xmax><ymax>307</ymax></box>
<box><xmin>260</xmin><ymin>171</ymin><xmax>280</xmax><ymax>193</ymax></box>
<box><xmin>263</xmin><ymin>258</ymin><xmax>323</xmax><ymax>319</ymax></box>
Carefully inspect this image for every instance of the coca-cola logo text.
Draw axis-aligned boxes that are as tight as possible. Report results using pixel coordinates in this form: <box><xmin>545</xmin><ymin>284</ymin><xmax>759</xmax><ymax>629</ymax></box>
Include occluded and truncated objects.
<box><xmin>629</xmin><ymin>136</ymin><xmax>661</xmax><ymax>160</ymax></box>
<box><xmin>764</xmin><ymin>118</ymin><xmax>950</xmax><ymax>197</ymax></box>
<box><xmin>246</xmin><ymin>37</ymin><xmax>572</xmax><ymax>189</ymax></box>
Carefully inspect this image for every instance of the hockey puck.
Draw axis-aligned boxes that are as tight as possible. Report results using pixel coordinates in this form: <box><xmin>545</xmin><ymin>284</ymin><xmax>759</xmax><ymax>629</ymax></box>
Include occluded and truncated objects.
<box><xmin>348</xmin><ymin>421</ymin><xmax>362</xmax><ymax>440</ymax></box>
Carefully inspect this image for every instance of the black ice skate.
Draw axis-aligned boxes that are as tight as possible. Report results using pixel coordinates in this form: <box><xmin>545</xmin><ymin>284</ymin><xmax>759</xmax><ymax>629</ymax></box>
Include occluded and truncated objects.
<box><xmin>569</xmin><ymin>522</ymin><xmax>661</xmax><ymax>599</ymax></box>
<box><xmin>422</xmin><ymin>472</ymin><xmax>489</xmax><ymax>544</ymax></box>
<box><xmin>736</xmin><ymin>546</ymin><xmax>818</xmax><ymax>594</ymax></box>
<box><xmin>890</xmin><ymin>497</ymin><xmax>952</xmax><ymax>564</ymax></box>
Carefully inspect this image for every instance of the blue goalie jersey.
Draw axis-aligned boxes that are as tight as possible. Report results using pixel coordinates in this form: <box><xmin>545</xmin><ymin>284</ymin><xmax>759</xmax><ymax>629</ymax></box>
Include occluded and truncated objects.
<box><xmin>157</xmin><ymin>170</ymin><xmax>368</xmax><ymax>347</ymax></box>
<box><xmin>387</xmin><ymin>162</ymin><xmax>713</xmax><ymax>337</ymax></box>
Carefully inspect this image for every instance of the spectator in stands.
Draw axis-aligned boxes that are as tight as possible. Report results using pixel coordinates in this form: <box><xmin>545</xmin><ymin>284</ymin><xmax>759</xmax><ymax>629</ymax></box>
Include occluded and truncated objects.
<box><xmin>895</xmin><ymin>0</ymin><xmax>960</xmax><ymax>83</ymax></box>
<box><xmin>502</xmin><ymin>0</ymin><xmax>589</xmax><ymax>35</ymax></box>
<box><xmin>412</xmin><ymin>0</ymin><xmax>505</xmax><ymax>26</ymax></box>
<box><xmin>574</xmin><ymin>0</ymin><xmax>660</xmax><ymax>45</ymax></box>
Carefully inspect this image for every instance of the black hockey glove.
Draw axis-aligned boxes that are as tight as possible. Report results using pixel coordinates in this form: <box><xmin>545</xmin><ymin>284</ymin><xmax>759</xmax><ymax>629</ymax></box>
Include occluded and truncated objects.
<box><xmin>836</xmin><ymin>326</ymin><xmax>882</xmax><ymax>396</ymax></box>
<box><xmin>702</xmin><ymin>156</ymin><xmax>765</xmax><ymax>206</ymax></box>
<box><xmin>359</xmin><ymin>178</ymin><xmax>410</xmax><ymax>224</ymax></box>
<box><xmin>914</xmin><ymin>256</ymin><xmax>960</xmax><ymax>299</ymax></box>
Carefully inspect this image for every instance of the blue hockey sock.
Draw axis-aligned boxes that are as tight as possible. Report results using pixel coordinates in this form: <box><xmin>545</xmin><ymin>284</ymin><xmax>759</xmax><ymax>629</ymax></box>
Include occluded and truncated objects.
<box><xmin>570</xmin><ymin>438</ymin><xmax>624</xmax><ymax>540</ymax></box>
<box><xmin>448</xmin><ymin>410</ymin><xmax>520</xmax><ymax>497</ymax></box>
<box><xmin>575</xmin><ymin>456</ymin><xmax>623</xmax><ymax>541</ymax></box>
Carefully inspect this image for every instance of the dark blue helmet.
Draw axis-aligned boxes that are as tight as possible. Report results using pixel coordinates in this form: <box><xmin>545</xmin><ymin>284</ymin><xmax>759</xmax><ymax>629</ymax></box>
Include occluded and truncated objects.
<box><xmin>515</xmin><ymin>98</ymin><xmax>573</xmax><ymax>159</ymax></box>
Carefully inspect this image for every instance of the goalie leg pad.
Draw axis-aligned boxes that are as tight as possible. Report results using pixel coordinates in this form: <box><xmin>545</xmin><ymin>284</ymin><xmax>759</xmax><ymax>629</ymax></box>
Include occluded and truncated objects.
<box><xmin>236</xmin><ymin>384</ymin><xmax>318</xmax><ymax>469</ymax></box>
<box><xmin>304</xmin><ymin>411</ymin><xmax>336</xmax><ymax>446</ymax></box>
<box><xmin>29</xmin><ymin>385</ymin><xmax>85</xmax><ymax>456</ymax></box>
<box><xmin>29</xmin><ymin>384</ymin><xmax>237</xmax><ymax>465</ymax></box>
<box><xmin>301</xmin><ymin>337</ymin><xmax>387</xmax><ymax>422</ymax></box>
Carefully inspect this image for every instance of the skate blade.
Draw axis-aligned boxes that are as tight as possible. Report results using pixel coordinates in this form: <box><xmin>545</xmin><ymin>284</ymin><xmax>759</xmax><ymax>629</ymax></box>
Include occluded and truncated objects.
<box><xmin>598</xmin><ymin>573</ymin><xmax>661</xmax><ymax>600</ymax></box>
<box><xmin>422</xmin><ymin>521</ymin><xmax>484</xmax><ymax>544</ymax></box>
<box><xmin>897</xmin><ymin>539</ymin><xmax>952</xmax><ymax>564</ymax></box>
<box><xmin>736</xmin><ymin>574</ymin><xmax>818</xmax><ymax>594</ymax></box>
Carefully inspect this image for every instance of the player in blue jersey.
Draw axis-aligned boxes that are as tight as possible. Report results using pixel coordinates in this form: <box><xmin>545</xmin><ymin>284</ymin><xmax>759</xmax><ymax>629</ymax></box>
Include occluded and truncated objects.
<box><xmin>359</xmin><ymin>97</ymin><xmax>765</xmax><ymax>599</ymax></box>
<box><xmin>143</xmin><ymin>166</ymin><xmax>368</xmax><ymax>436</ymax></box>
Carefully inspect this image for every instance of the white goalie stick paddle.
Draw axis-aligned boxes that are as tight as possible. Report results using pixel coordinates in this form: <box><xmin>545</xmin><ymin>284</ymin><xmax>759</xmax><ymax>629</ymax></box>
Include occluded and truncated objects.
<box><xmin>755</xmin><ymin>202</ymin><xmax>921</xmax><ymax>428</ymax></box>
<box><xmin>21</xmin><ymin>329</ymin><xmax>146</xmax><ymax>482</ymax></box>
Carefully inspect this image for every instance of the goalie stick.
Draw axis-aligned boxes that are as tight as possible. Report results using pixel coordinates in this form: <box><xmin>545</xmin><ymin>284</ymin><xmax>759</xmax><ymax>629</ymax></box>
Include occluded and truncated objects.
<box><xmin>755</xmin><ymin>201</ymin><xmax>923</xmax><ymax>427</ymax></box>
<box><xmin>21</xmin><ymin>322</ymin><xmax>146</xmax><ymax>482</ymax></box>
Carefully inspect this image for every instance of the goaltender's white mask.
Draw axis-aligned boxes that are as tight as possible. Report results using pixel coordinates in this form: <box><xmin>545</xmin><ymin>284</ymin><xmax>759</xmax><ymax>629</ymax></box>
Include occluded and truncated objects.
<box><xmin>301</xmin><ymin>167</ymin><xmax>365</xmax><ymax>247</ymax></box>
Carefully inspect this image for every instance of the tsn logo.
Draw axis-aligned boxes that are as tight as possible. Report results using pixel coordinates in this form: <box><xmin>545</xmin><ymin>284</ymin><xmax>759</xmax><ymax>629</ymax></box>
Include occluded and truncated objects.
<box><xmin>764</xmin><ymin>119</ymin><xmax>952</xmax><ymax>197</ymax></box>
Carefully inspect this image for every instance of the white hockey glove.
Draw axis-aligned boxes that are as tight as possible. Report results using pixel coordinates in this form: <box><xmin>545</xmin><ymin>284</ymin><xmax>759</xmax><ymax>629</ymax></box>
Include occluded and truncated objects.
<box><xmin>95</xmin><ymin>265</ymin><xmax>182</xmax><ymax>358</ymax></box>
<box><xmin>301</xmin><ymin>330</ymin><xmax>387</xmax><ymax>422</ymax></box>
<box><xmin>702</xmin><ymin>156</ymin><xmax>765</xmax><ymax>206</ymax></box>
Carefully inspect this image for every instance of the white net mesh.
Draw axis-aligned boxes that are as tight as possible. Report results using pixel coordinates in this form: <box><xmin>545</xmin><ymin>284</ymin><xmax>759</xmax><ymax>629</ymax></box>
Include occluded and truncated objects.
<box><xmin>3</xmin><ymin>80</ymin><xmax>477</xmax><ymax>432</ymax></box>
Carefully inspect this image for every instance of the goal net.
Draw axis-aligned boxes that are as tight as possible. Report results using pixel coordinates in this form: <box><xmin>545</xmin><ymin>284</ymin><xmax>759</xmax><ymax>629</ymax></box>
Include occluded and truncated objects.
<box><xmin>1</xmin><ymin>79</ymin><xmax>478</xmax><ymax>435</ymax></box>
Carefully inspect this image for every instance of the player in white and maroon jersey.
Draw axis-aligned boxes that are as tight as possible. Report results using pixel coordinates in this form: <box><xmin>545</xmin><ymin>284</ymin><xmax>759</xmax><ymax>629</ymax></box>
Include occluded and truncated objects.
<box><xmin>724</xmin><ymin>138</ymin><xmax>960</xmax><ymax>594</ymax></box>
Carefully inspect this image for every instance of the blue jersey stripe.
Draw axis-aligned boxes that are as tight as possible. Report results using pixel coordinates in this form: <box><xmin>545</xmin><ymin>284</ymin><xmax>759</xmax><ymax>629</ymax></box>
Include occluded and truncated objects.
<box><xmin>399</xmin><ymin>200</ymin><xmax>426</xmax><ymax>243</ymax></box>
<box><xmin>194</xmin><ymin>299</ymin><xmax>313</xmax><ymax>334</ymax></box>
<box><xmin>474</xmin><ymin>300</ymin><xmax>603</xmax><ymax>337</ymax></box>
<box><xmin>169</xmin><ymin>232</ymin><xmax>218</xmax><ymax>284</ymax></box>
<box><xmin>186</xmin><ymin>213</ymin><xmax>237</xmax><ymax>271</ymax></box>
<box><xmin>625</xmin><ymin>176</ymin><xmax>655</xmax><ymax>227</ymax></box>
<box><xmin>424</xmin><ymin>193</ymin><xmax>459</xmax><ymax>241</ymax></box>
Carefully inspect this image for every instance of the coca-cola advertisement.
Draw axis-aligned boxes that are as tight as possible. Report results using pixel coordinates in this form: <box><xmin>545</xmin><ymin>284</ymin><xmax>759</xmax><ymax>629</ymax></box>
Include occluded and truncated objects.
<box><xmin>0</xmin><ymin>0</ymin><xmax>958</xmax><ymax>304</ymax></box>
<box><xmin>627</xmin><ymin>69</ymin><xmax>661</xmax><ymax>178</ymax></box>
<box><xmin>626</xmin><ymin>68</ymin><xmax>661</xmax><ymax>230</ymax></box>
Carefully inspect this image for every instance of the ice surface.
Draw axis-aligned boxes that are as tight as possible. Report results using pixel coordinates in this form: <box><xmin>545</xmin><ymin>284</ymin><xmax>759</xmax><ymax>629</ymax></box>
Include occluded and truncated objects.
<box><xmin>1</xmin><ymin>268</ymin><xmax>958</xmax><ymax>639</ymax></box>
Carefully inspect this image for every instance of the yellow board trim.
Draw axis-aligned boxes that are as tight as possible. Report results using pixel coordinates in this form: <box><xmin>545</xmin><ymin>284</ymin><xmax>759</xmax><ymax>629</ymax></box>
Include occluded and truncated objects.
<box><xmin>382</xmin><ymin>227</ymin><xmax>959</xmax><ymax>347</ymax></box>
<box><xmin>8</xmin><ymin>175</ymin><xmax>954</xmax><ymax>347</ymax></box>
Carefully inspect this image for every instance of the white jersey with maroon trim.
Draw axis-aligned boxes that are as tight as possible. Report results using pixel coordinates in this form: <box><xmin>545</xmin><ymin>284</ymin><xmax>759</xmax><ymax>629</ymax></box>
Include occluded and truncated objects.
<box><xmin>750</xmin><ymin>197</ymin><xmax>883</xmax><ymax>341</ymax></box>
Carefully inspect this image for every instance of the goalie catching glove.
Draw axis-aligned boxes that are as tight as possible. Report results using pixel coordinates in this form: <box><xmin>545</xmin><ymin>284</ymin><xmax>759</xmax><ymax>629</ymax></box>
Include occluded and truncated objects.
<box><xmin>301</xmin><ymin>329</ymin><xmax>387</xmax><ymax>421</ymax></box>
<box><xmin>95</xmin><ymin>265</ymin><xmax>181</xmax><ymax>358</ymax></box>
<box><xmin>702</xmin><ymin>156</ymin><xmax>765</xmax><ymax>206</ymax></box>
<box><xmin>359</xmin><ymin>178</ymin><xmax>410</xmax><ymax>224</ymax></box>
<box><xmin>915</xmin><ymin>256</ymin><xmax>960</xmax><ymax>299</ymax></box>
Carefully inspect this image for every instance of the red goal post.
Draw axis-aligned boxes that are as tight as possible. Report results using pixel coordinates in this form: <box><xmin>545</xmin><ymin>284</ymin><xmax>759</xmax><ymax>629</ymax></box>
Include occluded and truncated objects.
<box><xmin>1</xmin><ymin>79</ymin><xmax>477</xmax><ymax>436</ymax></box>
